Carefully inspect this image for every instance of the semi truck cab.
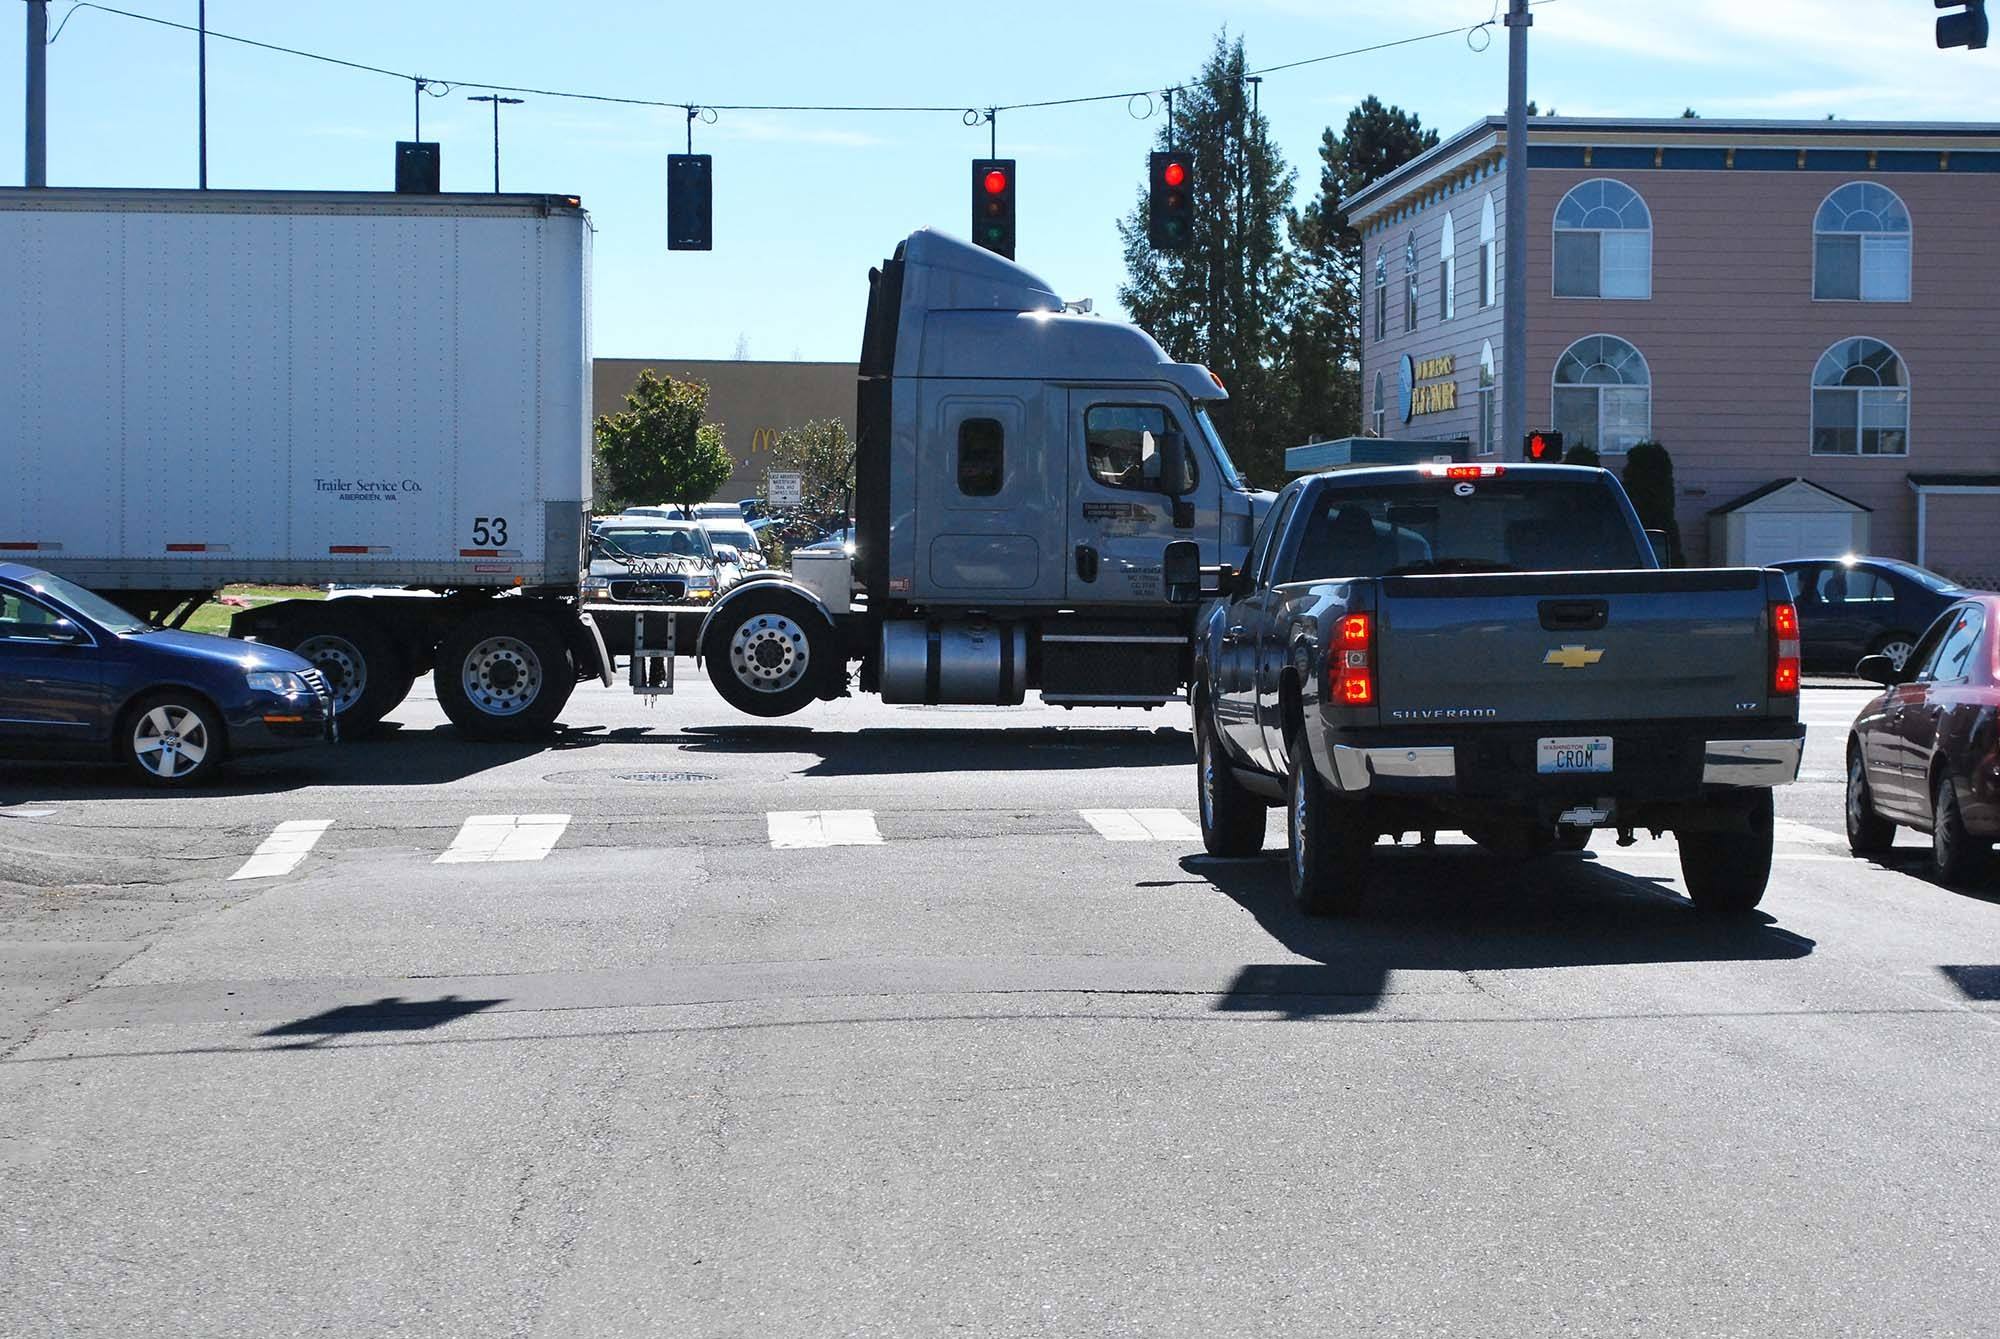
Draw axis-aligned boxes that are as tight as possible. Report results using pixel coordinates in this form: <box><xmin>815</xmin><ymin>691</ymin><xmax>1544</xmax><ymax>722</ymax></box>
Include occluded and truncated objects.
<box><xmin>699</xmin><ymin>229</ymin><xmax>1272</xmax><ymax>717</ymax></box>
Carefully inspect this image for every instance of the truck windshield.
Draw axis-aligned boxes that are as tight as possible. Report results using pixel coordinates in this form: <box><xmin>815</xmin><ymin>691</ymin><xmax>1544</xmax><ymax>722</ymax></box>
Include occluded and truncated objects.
<box><xmin>1285</xmin><ymin>476</ymin><xmax>1647</xmax><ymax>581</ymax></box>
<box><xmin>1194</xmin><ymin>406</ymin><xmax>1246</xmax><ymax>491</ymax></box>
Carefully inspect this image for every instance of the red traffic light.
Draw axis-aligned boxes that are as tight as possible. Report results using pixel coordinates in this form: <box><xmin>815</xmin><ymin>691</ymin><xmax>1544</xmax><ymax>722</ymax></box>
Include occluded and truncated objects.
<box><xmin>1162</xmin><ymin>160</ymin><xmax>1186</xmax><ymax>188</ymax></box>
<box><xmin>983</xmin><ymin>169</ymin><xmax>1009</xmax><ymax>195</ymax></box>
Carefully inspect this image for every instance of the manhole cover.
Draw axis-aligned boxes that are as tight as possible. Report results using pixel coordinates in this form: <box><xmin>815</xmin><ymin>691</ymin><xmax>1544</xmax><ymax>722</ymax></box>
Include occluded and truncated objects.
<box><xmin>613</xmin><ymin>771</ymin><xmax>718</xmax><ymax>784</ymax></box>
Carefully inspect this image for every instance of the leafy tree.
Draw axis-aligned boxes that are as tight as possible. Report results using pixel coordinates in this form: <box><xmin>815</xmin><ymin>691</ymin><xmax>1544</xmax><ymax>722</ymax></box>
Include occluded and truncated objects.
<box><xmin>754</xmin><ymin>418</ymin><xmax>853</xmax><ymax>560</ymax></box>
<box><xmin>592</xmin><ymin>369</ymin><xmax>733</xmax><ymax>515</ymax></box>
<box><xmin>1118</xmin><ymin>35</ymin><xmax>1295</xmax><ymax>486</ymax></box>
<box><xmin>1287</xmin><ymin>96</ymin><xmax>1439</xmax><ymax>450</ymax></box>
<box><xmin>1680</xmin><ymin>107</ymin><xmax>1701</xmax><ymax>118</ymax></box>
<box><xmin>1621</xmin><ymin>441</ymin><xmax>1683</xmax><ymax>565</ymax></box>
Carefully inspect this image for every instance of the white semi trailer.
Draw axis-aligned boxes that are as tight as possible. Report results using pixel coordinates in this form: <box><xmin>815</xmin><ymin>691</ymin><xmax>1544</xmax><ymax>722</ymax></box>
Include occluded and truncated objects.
<box><xmin>0</xmin><ymin>188</ymin><xmax>602</xmax><ymax>738</ymax></box>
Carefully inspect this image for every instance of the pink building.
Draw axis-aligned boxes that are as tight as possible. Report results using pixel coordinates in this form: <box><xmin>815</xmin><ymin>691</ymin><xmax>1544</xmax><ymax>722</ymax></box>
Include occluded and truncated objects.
<box><xmin>1347</xmin><ymin>117</ymin><xmax>2000</xmax><ymax>582</ymax></box>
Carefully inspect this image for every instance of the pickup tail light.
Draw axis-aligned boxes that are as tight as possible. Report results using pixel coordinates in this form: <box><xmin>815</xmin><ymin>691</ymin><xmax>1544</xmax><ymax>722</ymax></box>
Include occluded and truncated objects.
<box><xmin>1332</xmin><ymin>612</ymin><xmax>1374</xmax><ymax>706</ymax></box>
<box><xmin>1772</xmin><ymin>601</ymin><xmax>1800</xmax><ymax>696</ymax></box>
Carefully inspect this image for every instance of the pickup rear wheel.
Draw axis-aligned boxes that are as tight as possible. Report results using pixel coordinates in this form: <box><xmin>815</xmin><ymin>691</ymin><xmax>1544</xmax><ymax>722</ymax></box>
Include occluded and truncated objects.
<box><xmin>1678</xmin><ymin>789</ymin><xmax>1774</xmax><ymax>915</ymax></box>
<box><xmin>1288</xmin><ymin>741</ymin><xmax>1372</xmax><ymax>916</ymax></box>
<box><xmin>1196</xmin><ymin>710</ymin><xmax>1266</xmax><ymax>857</ymax></box>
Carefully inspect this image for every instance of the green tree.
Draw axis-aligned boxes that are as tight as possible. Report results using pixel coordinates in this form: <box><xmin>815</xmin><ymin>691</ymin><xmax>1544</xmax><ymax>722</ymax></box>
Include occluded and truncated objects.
<box><xmin>754</xmin><ymin>418</ymin><xmax>853</xmax><ymax>560</ymax></box>
<box><xmin>593</xmin><ymin>369</ymin><xmax>733</xmax><ymax>515</ymax></box>
<box><xmin>1118</xmin><ymin>35</ymin><xmax>1295</xmax><ymax>486</ymax></box>
<box><xmin>1561</xmin><ymin>443</ymin><xmax>1602</xmax><ymax>468</ymax></box>
<box><xmin>1287</xmin><ymin>96</ymin><xmax>1440</xmax><ymax>448</ymax></box>
<box><xmin>1621</xmin><ymin>441</ymin><xmax>1682</xmax><ymax>565</ymax></box>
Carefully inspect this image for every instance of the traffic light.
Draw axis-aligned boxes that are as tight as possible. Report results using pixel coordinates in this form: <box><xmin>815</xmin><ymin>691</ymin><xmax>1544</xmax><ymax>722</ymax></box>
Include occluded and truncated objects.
<box><xmin>667</xmin><ymin>154</ymin><xmax>713</xmax><ymax>251</ymax></box>
<box><xmin>394</xmin><ymin>142</ymin><xmax>440</xmax><ymax>194</ymax></box>
<box><xmin>1937</xmin><ymin>1</ymin><xmax>1989</xmax><ymax>47</ymax></box>
<box><xmin>971</xmin><ymin>159</ymin><xmax>1016</xmax><ymax>259</ymax></box>
<box><xmin>1148</xmin><ymin>151</ymin><xmax>1194</xmax><ymax>251</ymax></box>
<box><xmin>1525</xmin><ymin>430</ymin><xmax>1564</xmax><ymax>462</ymax></box>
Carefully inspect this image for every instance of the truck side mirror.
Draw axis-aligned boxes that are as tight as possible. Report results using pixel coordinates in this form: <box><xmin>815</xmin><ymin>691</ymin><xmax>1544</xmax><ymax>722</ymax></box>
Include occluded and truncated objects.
<box><xmin>1158</xmin><ymin>431</ymin><xmax>1194</xmax><ymax>497</ymax></box>
<box><xmin>1644</xmin><ymin>528</ymin><xmax>1671</xmax><ymax>566</ymax></box>
<box><xmin>1163</xmin><ymin>540</ymin><xmax>1201</xmax><ymax>605</ymax></box>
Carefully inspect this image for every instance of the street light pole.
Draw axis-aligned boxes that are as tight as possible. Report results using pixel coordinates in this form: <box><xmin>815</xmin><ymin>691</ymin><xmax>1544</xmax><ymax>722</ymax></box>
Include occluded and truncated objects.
<box><xmin>466</xmin><ymin>94</ymin><xmax>524</xmax><ymax>193</ymax></box>
<box><xmin>1502</xmin><ymin>0</ymin><xmax>1531</xmax><ymax>461</ymax></box>
<box><xmin>26</xmin><ymin>0</ymin><xmax>48</xmax><ymax>187</ymax></box>
<box><xmin>197</xmin><ymin>0</ymin><xmax>208</xmax><ymax>189</ymax></box>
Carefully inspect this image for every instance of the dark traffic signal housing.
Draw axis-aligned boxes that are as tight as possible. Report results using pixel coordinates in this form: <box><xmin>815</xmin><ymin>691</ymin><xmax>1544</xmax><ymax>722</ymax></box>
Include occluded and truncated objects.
<box><xmin>1525</xmin><ymin>430</ymin><xmax>1564</xmax><ymax>462</ymax></box>
<box><xmin>1937</xmin><ymin>1</ymin><xmax>1989</xmax><ymax>48</ymax></box>
<box><xmin>667</xmin><ymin>154</ymin><xmax>713</xmax><ymax>251</ymax></box>
<box><xmin>971</xmin><ymin>159</ymin><xmax>1016</xmax><ymax>259</ymax></box>
<box><xmin>1148</xmin><ymin>151</ymin><xmax>1194</xmax><ymax>251</ymax></box>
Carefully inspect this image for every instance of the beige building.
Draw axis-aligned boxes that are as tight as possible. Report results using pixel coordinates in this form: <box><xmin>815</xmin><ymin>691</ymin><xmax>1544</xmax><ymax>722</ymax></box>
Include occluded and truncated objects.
<box><xmin>592</xmin><ymin>358</ymin><xmax>856</xmax><ymax>504</ymax></box>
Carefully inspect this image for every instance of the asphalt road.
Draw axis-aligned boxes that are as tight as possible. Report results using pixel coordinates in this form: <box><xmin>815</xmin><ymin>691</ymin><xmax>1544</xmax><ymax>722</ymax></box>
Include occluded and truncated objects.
<box><xmin>3</xmin><ymin>678</ymin><xmax>1997</xmax><ymax>1337</ymax></box>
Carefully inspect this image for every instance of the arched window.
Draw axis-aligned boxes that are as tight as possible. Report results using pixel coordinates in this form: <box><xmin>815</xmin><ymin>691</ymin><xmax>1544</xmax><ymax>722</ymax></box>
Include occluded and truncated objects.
<box><xmin>1478</xmin><ymin>194</ymin><xmax>1498</xmax><ymax>308</ymax></box>
<box><xmin>1403</xmin><ymin>233</ymin><xmax>1418</xmax><ymax>332</ymax></box>
<box><xmin>1553</xmin><ymin>179</ymin><xmax>1652</xmax><ymax>299</ymax></box>
<box><xmin>1478</xmin><ymin>341</ymin><xmax>1497</xmax><ymax>456</ymax></box>
<box><xmin>1373</xmin><ymin>253</ymin><xmax>1387</xmax><ymax>341</ymax></box>
<box><xmin>1814</xmin><ymin>182</ymin><xmax>1911</xmax><ymax>302</ymax></box>
<box><xmin>1553</xmin><ymin>335</ymin><xmax>1651</xmax><ymax>454</ymax></box>
<box><xmin>1372</xmin><ymin>370</ymin><xmax>1386</xmax><ymax>438</ymax></box>
<box><xmin>1438</xmin><ymin>211</ymin><xmax>1457</xmax><ymax>321</ymax></box>
<box><xmin>1812</xmin><ymin>338</ymin><xmax>1909</xmax><ymax>456</ymax></box>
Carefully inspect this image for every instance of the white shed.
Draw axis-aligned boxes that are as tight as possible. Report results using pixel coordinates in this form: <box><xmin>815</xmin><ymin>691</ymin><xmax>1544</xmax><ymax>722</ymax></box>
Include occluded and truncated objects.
<box><xmin>1708</xmin><ymin>478</ymin><xmax>1871</xmax><ymax>568</ymax></box>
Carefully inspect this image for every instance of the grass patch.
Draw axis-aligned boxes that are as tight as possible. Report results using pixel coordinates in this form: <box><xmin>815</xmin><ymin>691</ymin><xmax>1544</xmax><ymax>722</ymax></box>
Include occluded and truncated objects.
<box><xmin>180</xmin><ymin>585</ymin><xmax>325</xmax><ymax>637</ymax></box>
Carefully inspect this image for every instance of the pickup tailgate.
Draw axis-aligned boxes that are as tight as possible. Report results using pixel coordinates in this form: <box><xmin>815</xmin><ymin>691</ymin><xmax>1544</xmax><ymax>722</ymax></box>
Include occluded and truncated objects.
<box><xmin>1377</xmin><ymin>569</ymin><xmax>1775</xmax><ymax>723</ymax></box>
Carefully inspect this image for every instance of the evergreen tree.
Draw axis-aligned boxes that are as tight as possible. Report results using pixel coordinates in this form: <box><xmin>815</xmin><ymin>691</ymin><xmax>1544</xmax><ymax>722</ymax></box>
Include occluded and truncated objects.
<box><xmin>1117</xmin><ymin>35</ymin><xmax>1294</xmax><ymax>486</ymax></box>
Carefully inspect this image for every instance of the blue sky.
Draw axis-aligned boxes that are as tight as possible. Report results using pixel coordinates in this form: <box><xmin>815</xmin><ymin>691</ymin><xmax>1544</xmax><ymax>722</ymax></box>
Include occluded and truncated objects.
<box><xmin>4</xmin><ymin>1</ymin><xmax>1993</xmax><ymax>359</ymax></box>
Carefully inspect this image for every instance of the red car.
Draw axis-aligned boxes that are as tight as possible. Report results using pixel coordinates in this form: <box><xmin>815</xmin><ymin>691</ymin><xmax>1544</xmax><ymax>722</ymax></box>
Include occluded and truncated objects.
<box><xmin>1846</xmin><ymin>593</ymin><xmax>2000</xmax><ymax>882</ymax></box>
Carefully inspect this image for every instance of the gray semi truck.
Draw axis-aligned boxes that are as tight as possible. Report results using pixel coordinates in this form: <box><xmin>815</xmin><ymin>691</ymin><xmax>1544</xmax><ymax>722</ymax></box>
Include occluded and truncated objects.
<box><xmin>693</xmin><ymin>228</ymin><xmax>1273</xmax><ymax>717</ymax></box>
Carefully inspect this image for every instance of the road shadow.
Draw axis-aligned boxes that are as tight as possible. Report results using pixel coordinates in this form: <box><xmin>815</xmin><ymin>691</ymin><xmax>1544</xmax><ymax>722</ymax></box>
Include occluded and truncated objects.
<box><xmin>260</xmin><ymin>995</ymin><xmax>503</xmax><ymax>1049</ymax></box>
<box><xmin>1185</xmin><ymin>844</ymin><xmax>1816</xmax><ymax>1018</ymax></box>
<box><xmin>583</xmin><ymin>724</ymin><xmax>1194</xmax><ymax>776</ymax></box>
<box><xmin>1939</xmin><ymin>966</ymin><xmax>2000</xmax><ymax>1001</ymax></box>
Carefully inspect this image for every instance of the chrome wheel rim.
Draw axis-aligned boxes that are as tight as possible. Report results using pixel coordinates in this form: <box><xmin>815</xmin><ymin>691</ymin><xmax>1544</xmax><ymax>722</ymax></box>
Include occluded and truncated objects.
<box><xmin>1292</xmin><ymin>768</ymin><xmax>1308</xmax><ymax>882</ymax></box>
<box><xmin>132</xmin><ymin>704</ymin><xmax>209</xmax><ymax>779</ymax></box>
<box><xmin>1934</xmin><ymin>780</ymin><xmax>1956</xmax><ymax>869</ymax></box>
<box><xmin>1881</xmin><ymin>640</ymin><xmax>1916</xmax><ymax>671</ymax></box>
<box><xmin>729</xmin><ymin>614</ymin><xmax>809</xmax><ymax>694</ymax></box>
<box><xmin>1847</xmin><ymin>755</ymin><xmax>1869</xmax><ymax>836</ymax></box>
<box><xmin>460</xmin><ymin>636</ymin><xmax>542</xmax><ymax>717</ymax></box>
<box><xmin>294</xmin><ymin>633</ymin><xmax>366</xmax><ymax>714</ymax></box>
<box><xmin>1199</xmin><ymin>731</ymin><xmax>1216</xmax><ymax>828</ymax></box>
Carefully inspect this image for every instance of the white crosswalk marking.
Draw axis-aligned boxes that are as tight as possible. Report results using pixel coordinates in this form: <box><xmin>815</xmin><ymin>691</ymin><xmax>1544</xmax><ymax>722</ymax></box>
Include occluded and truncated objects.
<box><xmin>229</xmin><ymin>820</ymin><xmax>333</xmax><ymax>881</ymax></box>
<box><xmin>435</xmin><ymin>814</ymin><xmax>572</xmax><ymax>864</ymax></box>
<box><xmin>1079</xmin><ymin>808</ymin><xmax>1201</xmax><ymax>842</ymax></box>
<box><xmin>766</xmin><ymin>810</ymin><xmax>883</xmax><ymax>849</ymax></box>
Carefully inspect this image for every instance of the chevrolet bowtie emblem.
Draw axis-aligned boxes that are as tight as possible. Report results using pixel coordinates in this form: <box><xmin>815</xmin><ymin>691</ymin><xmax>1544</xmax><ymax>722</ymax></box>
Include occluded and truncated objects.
<box><xmin>1544</xmin><ymin>645</ymin><xmax>1605</xmax><ymax>669</ymax></box>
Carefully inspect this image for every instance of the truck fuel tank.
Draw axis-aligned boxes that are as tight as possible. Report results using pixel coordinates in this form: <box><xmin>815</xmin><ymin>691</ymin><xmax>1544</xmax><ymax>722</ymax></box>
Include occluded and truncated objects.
<box><xmin>879</xmin><ymin>619</ymin><xmax>1028</xmax><ymax>706</ymax></box>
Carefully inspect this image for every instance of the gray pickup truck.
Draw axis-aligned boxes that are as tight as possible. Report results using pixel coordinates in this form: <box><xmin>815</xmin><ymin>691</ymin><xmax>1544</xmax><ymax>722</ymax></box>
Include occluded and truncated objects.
<box><xmin>1191</xmin><ymin>463</ymin><xmax>1805</xmax><ymax>916</ymax></box>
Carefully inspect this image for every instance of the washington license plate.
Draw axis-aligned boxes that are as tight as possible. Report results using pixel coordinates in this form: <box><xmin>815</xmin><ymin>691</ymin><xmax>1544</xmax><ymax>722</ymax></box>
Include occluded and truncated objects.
<box><xmin>1537</xmin><ymin>736</ymin><xmax>1613</xmax><ymax>774</ymax></box>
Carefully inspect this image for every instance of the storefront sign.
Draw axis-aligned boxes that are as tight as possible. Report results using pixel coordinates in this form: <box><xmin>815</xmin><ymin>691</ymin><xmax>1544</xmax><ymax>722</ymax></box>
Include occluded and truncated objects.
<box><xmin>1400</xmin><ymin>352</ymin><xmax>1459</xmax><ymax>422</ymax></box>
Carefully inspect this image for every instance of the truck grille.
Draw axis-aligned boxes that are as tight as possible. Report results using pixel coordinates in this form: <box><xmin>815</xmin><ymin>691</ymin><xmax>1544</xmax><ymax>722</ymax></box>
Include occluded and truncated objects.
<box><xmin>610</xmin><ymin>579</ymin><xmax>687</xmax><ymax>602</ymax></box>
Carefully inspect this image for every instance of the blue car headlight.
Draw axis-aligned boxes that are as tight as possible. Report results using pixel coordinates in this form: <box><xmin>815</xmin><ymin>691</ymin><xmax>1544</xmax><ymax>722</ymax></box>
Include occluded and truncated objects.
<box><xmin>246</xmin><ymin>670</ymin><xmax>308</xmax><ymax>696</ymax></box>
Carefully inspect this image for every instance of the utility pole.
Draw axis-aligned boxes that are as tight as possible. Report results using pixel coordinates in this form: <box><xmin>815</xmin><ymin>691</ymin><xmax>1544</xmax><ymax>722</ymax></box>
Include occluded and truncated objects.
<box><xmin>1502</xmin><ymin>0</ymin><xmax>1531</xmax><ymax>460</ymax></box>
<box><xmin>467</xmin><ymin>94</ymin><xmax>523</xmax><ymax>193</ymax></box>
<box><xmin>197</xmin><ymin>0</ymin><xmax>208</xmax><ymax>189</ymax></box>
<box><xmin>26</xmin><ymin>0</ymin><xmax>48</xmax><ymax>186</ymax></box>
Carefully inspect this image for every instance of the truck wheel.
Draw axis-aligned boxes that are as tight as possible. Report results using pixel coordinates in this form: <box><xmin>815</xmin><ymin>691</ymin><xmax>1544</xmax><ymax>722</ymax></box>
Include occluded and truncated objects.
<box><xmin>1845</xmin><ymin>748</ymin><xmax>1896</xmax><ymax>857</ymax></box>
<box><xmin>1196</xmin><ymin>710</ymin><xmax>1266</xmax><ymax>857</ymax></box>
<box><xmin>1929</xmin><ymin>771</ymin><xmax>1989</xmax><ymax>887</ymax></box>
<box><xmin>1678</xmin><ymin>789</ymin><xmax>1774</xmax><ymax>915</ymax></box>
<box><xmin>701</xmin><ymin>588</ymin><xmax>834</xmax><ymax>719</ymax></box>
<box><xmin>120</xmin><ymin>691</ymin><xmax>225</xmax><ymax>787</ymax></box>
<box><xmin>436</xmin><ymin>608</ymin><xmax>575</xmax><ymax>740</ymax></box>
<box><xmin>272</xmin><ymin>610</ymin><xmax>407</xmax><ymax>735</ymax></box>
<box><xmin>1288</xmin><ymin>742</ymin><xmax>1371</xmax><ymax>916</ymax></box>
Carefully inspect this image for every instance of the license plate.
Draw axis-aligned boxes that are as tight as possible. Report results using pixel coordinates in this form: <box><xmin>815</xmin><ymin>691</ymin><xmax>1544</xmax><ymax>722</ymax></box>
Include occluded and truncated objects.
<box><xmin>1537</xmin><ymin>736</ymin><xmax>1613</xmax><ymax>774</ymax></box>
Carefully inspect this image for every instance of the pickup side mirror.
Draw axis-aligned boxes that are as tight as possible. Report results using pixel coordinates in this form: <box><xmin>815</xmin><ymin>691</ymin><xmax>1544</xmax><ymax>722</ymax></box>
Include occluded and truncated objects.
<box><xmin>1855</xmin><ymin>653</ymin><xmax>1898</xmax><ymax>686</ymax></box>
<box><xmin>1157</xmin><ymin>430</ymin><xmax>1195</xmax><ymax>497</ymax></box>
<box><xmin>713</xmin><ymin>545</ymin><xmax>740</xmax><ymax>564</ymax></box>
<box><xmin>1644</xmin><ymin>528</ymin><xmax>1671</xmax><ymax>567</ymax></box>
<box><xmin>1163</xmin><ymin>540</ymin><xmax>1202</xmax><ymax>605</ymax></box>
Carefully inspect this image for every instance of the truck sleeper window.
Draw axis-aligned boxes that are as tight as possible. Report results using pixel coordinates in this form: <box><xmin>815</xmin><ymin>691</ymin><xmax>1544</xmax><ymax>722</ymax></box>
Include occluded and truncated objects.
<box><xmin>1085</xmin><ymin>405</ymin><xmax>1194</xmax><ymax>494</ymax></box>
<box><xmin>957</xmin><ymin>418</ymin><xmax>1004</xmax><ymax>497</ymax></box>
<box><xmin>1286</xmin><ymin>479</ymin><xmax>1645</xmax><ymax>581</ymax></box>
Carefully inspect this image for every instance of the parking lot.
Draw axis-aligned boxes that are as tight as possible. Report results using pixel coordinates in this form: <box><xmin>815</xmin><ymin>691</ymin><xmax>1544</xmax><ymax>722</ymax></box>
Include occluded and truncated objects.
<box><xmin>4</xmin><ymin>680</ymin><xmax>1998</xmax><ymax>1336</ymax></box>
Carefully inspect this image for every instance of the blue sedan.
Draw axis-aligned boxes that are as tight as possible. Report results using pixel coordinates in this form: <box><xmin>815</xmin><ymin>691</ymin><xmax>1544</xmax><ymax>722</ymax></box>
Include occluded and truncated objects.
<box><xmin>0</xmin><ymin>563</ymin><xmax>335</xmax><ymax>786</ymax></box>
